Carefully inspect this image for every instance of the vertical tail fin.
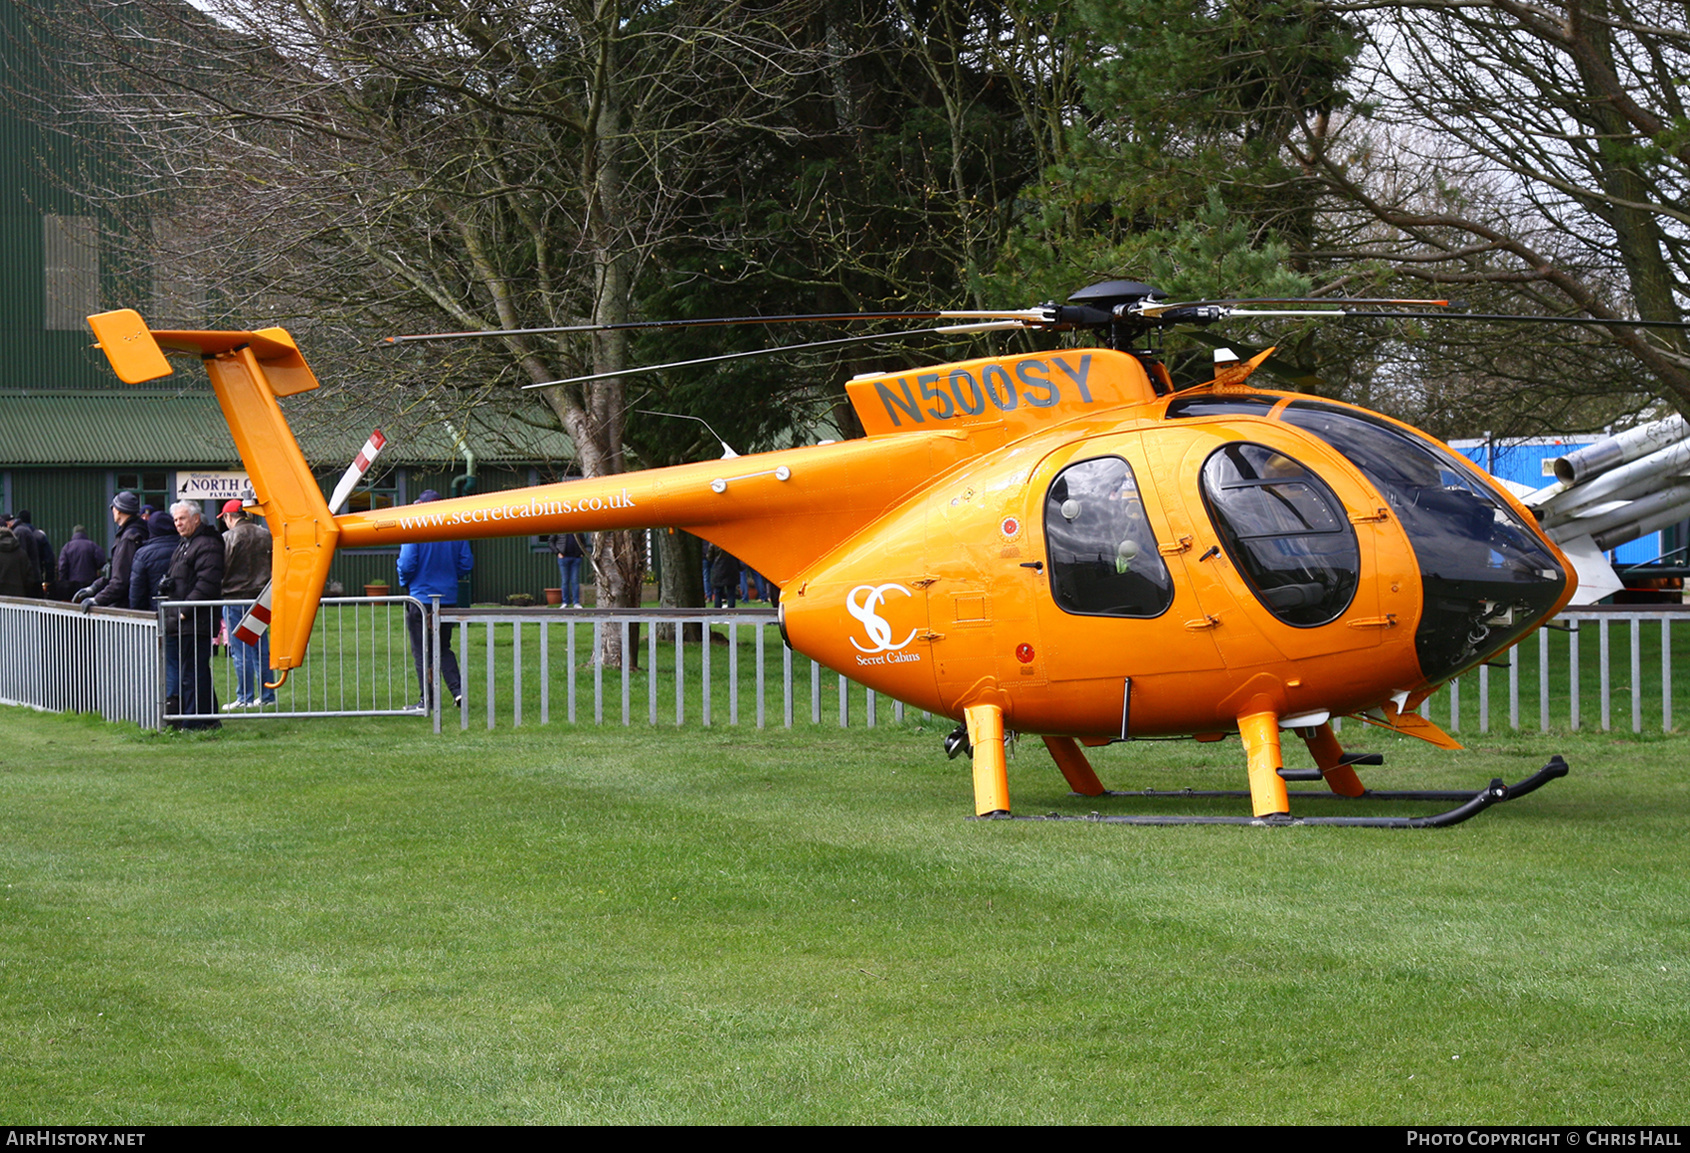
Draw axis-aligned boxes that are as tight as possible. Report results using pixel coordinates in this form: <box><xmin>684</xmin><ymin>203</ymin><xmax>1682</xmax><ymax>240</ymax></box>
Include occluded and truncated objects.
<box><xmin>87</xmin><ymin>311</ymin><xmax>337</xmax><ymax>675</ymax></box>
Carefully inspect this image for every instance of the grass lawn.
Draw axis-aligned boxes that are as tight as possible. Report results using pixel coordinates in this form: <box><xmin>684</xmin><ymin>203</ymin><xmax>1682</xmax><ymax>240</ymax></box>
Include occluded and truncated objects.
<box><xmin>1</xmin><ymin>707</ymin><xmax>1686</xmax><ymax>1124</ymax></box>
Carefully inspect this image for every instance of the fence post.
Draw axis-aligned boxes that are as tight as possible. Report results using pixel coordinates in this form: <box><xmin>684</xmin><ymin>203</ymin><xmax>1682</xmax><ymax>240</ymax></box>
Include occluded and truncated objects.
<box><xmin>566</xmin><ymin>619</ymin><xmax>577</xmax><ymax>724</ymax></box>
<box><xmin>1570</xmin><ymin>622</ymin><xmax>1581</xmax><ymax>731</ymax></box>
<box><xmin>485</xmin><ymin>617</ymin><xmax>496</xmax><ymax>731</ymax></box>
<box><xmin>674</xmin><ymin>621</ymin><xmax>684</xmax><ymax>727</ymax></box>
<box><xmin>728</xmin><ymin>621</ymin><xmax>739</xmax><ymax>726</ymax></box>
<box><xmin>702</xmin><ymin>621</ymin><xmax>711</xmax><ymax>727</ymax></box>
<box><xmin>593</xmin><ymin>619</ymin><xmax>604</xmax><ymax>726</ymax></box>
<box><xmin>648</xmin><ymin>618</ymin><xmax>658</xmax><ymax>727</ymax></box>
<box><xmin>1664</xmin><ymin>617</ymin><xmax>1673</xmax><ymax>734</ymax></box>
<box><xmin>1630</xmin><ymin>616</ymin><xmax>1642</xmax><ymax>734</ymax></box>
<box><xmin>756</xmin><ymin>622</ymin><xmax>766</xmax><ymax>731</ymax></box>
<box><xmin>1599</xmin><ymin>617</ymin><xmax>1611</xmax><ymax>732</ymax></box>
<box><xmin>1509</xmin><ymin>648</ymin><xmax>1519</xmax><ymax>731</ymax></box>
<box><xmin>155</xmin><ymin>602</ymin><xmax>169</xmax><ymax>731</ymax></box>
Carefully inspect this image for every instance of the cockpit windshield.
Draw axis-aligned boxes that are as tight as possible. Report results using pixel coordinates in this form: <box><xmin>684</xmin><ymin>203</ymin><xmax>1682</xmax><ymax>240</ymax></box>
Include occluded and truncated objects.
<box><xmin>1279</xmin><ymin>400</ymin><xmax>1566</xmax><ymax>680</ymax></box>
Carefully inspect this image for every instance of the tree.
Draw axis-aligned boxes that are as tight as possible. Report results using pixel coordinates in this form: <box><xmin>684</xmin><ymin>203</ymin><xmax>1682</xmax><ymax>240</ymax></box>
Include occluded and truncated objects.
<box><xmin>1303</xmin><ymin>0</ymin><xmax>1690</xmax><ymax>414</ymax></box>
<box><xmin>618</xmin><ymin>0</ymin><xmax>1082</xmax><ymax>611</ymax></box>
<box><xmin>973</xmin><ymin>0</ymin><xmax>1356</xmax><ymax>393</ymax></box>
<box><xmin>978</xmin><ymin>0</ymin><xmax>1686</xmax><ymax>430</ymax></box>
<box><xmin>34</xmin><ymin>0</ymin><xmax>822</xmax><ymax>661</ymax></box>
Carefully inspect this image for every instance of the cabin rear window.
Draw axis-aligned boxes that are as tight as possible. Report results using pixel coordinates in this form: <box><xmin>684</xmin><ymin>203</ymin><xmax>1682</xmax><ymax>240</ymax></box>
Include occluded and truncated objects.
<box><xmin>1044</xmin><ymin>457</ymin><xmax>1174</xmax><ymax>618</ymax></box>
<box><xmin>1200</xmin><ymin>443</ymin><xmax>1359</xmax><ymax>626</ymax></box>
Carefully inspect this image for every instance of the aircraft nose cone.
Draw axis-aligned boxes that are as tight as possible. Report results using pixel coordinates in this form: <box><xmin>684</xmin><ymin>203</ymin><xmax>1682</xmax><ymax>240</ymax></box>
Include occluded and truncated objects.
<box><xmin>1411</xmin><ymin>526</ymin><xmax>1567</xmax><ymax>683</ymax></box>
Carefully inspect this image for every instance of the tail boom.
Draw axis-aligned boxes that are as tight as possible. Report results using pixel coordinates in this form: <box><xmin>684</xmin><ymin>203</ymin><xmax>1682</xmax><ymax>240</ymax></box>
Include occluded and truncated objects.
<box><xmin>336</xmin><ymin>431</ymin><xmax>971</xmax><ymax>586</ymax></box>
<box><xmin>88</xmin><ymin>312</ymin><xmax>981</xmax><ymax>675</ymax></box>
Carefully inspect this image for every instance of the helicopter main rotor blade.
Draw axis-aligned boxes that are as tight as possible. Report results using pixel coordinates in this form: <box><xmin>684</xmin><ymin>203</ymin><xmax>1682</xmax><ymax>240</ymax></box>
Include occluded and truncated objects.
<box><xmin>1132</xmin><ymin>296</ymin><xmax>1451</xmax><ymax>318</ymax></box>
<box><xmin>520</xmin><ymin>322</ymin><xmax>1030</xmax><ymax>389</ymax></box>
<box><xmin>1338</xmin><ymin>311</ymin><xmax>1690</xmax><ymax>330</ymax></box>
<box><xmin>386</xmin><ymin>309</ymin><xmax>1049</xmax><ymax>346</ymax></box>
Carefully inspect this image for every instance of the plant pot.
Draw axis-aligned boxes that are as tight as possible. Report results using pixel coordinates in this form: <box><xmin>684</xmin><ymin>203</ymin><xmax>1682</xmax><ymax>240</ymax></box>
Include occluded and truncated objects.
<box><xmin>364</xmin><ymin>584</ymin><xmax>390</xmax><ymax>597</ymax></box>
<box><xmin>544</xmin><ymin>588</ymin><xmax>564</xmax><ymax>606</ymax></box>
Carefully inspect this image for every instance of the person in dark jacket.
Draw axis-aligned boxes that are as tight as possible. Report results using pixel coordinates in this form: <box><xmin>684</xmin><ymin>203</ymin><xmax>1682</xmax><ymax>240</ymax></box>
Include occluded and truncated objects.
<box><xmin>57</xmin><ymin>526</ymin><xmax>106</xmax><ymax>599</ymax></box>
<box><xmin>8</xmin><ymin>511</ymin><xmax>53</xmax><ymax>597</ymax></box>
<box><xmin>91</xmin><ymin>492</ymin><xmax>148</xmax><ymax>609</ymax></box>
<box><xmin>707</xmin><ymin>543</ymin><xmax>739</xmax><ymax>609</ymax></box>
<box><xmin>166</xmin><ymin>501</ymin><xmax>224</xmax><ymax>729</ymax></box>
<box><xmin>128</xmin><ymin>511</ymin><xmax>178</xmax><ymax>611</ymax></box>
<box><xmin>130</xmin><ymin>511</ymin><xmax>180</xmax><ymax>704</ymax></box>
<box><xmin>0</xmin><ymin>526</ymin><xmax>41</xmax><ymax>599</ymax></box>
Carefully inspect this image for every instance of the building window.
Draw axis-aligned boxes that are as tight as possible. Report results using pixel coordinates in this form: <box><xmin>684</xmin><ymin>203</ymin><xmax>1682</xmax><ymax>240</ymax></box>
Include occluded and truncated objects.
<box><xmin>44</xmin><ymin>215</ymin><xmax>99</xmax><ymax>331</ymax></box>
<box><xmin>115</xmin><ymin>471</ymin><xmax>170</xmax><ymax>516</ymax></box>
<box><xmin>332</xmin><ymin>473</ymin><xmax>401</xmax><ymax>516</ymax></box>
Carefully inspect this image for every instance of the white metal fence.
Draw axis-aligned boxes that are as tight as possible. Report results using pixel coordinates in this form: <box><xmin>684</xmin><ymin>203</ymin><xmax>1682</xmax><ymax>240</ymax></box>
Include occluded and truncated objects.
<box><xmin>433</xmin><ymin>606</ymin><xmax>904</xmax><ymax>735</ymax></box>
<box><xmin>0</xmin><ymin>595</ymin><xmax>426</xmax><ymax>728</ymax></box>
<box><xmin>1418</xmin><ymin>606</ymin><xmax>1690</xmax><ymax>735</ymax></box>
<box><xmin>4</xmin><ymin>595</ymin><xmax>1688</xmax><ymax>736</ymax></box>
<box><xmin>0</xmin><ymin>597</ymin><xmax>160</xmax><ymax>728</ymax></box>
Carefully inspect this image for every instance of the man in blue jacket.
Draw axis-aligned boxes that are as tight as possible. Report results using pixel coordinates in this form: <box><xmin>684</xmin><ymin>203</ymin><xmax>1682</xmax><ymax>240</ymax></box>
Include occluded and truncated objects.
<box><xmin>396</xmin><ymin>490</ymin><xmax>473</xmax><ymax>711</ymax></box>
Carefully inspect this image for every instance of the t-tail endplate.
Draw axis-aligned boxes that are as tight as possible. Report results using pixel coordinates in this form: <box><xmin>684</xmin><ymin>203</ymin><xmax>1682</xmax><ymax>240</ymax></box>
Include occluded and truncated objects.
<box><xmin>87</xmin><ymin>310</ymin><xmax>338</xmax><ymax>675</ymax></box>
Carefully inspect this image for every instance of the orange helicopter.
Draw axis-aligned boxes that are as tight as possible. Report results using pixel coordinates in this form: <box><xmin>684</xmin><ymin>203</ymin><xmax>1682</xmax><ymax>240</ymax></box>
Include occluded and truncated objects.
<box><xmin>86</xmin><ymin>280</ymin><xmax>1581</xmax><ymax>826</ymax></box>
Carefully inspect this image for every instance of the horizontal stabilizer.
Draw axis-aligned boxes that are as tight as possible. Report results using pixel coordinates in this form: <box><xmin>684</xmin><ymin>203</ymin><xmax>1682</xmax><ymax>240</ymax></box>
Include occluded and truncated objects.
<box><xmin>1350</xmin><ymin>701</ymin><xmax>1464</xmax><ymax>750</ymax></box>
<box><xmin>86</xmin><ymin>310</ymin><xmax>321</xmax><ymax>395</ymax></box>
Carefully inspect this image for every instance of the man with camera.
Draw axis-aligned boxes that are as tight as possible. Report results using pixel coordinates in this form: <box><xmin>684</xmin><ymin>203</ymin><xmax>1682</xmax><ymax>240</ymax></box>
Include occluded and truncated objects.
<box><xmin>166</xmin><ymin>500</ymin><xmax>225</xmax><ymax>730</ymax></box>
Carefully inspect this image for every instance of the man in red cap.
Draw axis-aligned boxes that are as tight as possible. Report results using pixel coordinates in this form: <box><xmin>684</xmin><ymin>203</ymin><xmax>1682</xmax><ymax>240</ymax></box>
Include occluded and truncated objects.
<box><xmin>219</xmin><ymin>499</ymin><xmax>275</xmax><ymax>709</ymax></box>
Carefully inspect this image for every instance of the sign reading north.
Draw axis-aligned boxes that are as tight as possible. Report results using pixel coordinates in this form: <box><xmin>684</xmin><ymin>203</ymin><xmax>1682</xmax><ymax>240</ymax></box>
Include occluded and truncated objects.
<box><xmin>177</xmin><ymin>471</ymin><xmax>255</xmax><ymax>503</ymax></box>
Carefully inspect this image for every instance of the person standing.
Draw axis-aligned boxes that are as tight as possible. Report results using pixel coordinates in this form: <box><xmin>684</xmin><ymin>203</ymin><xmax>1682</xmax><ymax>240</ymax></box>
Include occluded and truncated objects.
<box><xmin>397</xmin><ymin>490</ymin><xmax>472</xmax><ymax>710</ymax></box>
<box><xmin>7</xmin><ymin>511</ymin><xmax>53</xmax><ymax>598</ymax></box>
<box><xmin>128</xmin><ymin>511</ymin><xmax>178</xmax><ymax>610</ymax></box>
<box><xmin>551</xmin><ymin>530</ymin><xmax>586</xmax><ymax>608</ymax></box>
<box><xmin>91</xmin><ymin>492</ymin><xmax>147</xmax><ymax>609</ymax></box>
<box><xmin>129</xmin><ymin>510</ymin><xmax>181</xmax><ymax>708</ymax></box>
<box><xmin>219</xmin><ymin>500</ymin><xmax>275</xmax><ymax>710</ymax></box>
<box><xmin>165</xmin><ymin>501</ymin><xmax>225</xmax><ymax>729</ymax></box>
<box><xmin>707</xmin><ymin>542</ymin><xmax>739</xmax><ymax>609</ymax></box>
<box><xmin>57</xmin><ymin>526</ymin><xmax>106</xmax><ymax>600</ymax></box>
<box><xmin>0</xmin><ymin>524</ymin><xmax>41</xmax><ymax>598</ymax></box>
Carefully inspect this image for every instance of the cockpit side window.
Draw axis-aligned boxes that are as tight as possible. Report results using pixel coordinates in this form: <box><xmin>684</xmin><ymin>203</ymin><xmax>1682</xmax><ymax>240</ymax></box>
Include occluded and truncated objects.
<box><xmin>1045</xmin><ymin>456</ymin><xmax>1174</xmax><ymax>618</ymax></box>
<box><xmin>1200</xmin><ymin>443</ymin><xmax>1360</xmax><ymax>627</ymax></box>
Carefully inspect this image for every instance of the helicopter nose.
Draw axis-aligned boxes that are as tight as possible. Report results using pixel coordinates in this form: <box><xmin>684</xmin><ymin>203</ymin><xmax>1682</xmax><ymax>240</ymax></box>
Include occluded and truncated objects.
<box><xmin>1274</xmin><ymin>399</ymin><xmax>1569</xmax><ymax>684</ymax></box>
<box><xmin>1407</xmin><ymin>496</ymin><xmax>1568</xmax><ymax>683</ymax></box>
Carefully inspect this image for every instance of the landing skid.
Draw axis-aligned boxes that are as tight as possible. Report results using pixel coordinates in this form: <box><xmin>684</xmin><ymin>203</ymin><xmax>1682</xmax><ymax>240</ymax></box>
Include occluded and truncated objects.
<box><xmin>975</xmin><ymin>757</ymin><xmax>1569</xmax><ymax>828</ymax></box>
